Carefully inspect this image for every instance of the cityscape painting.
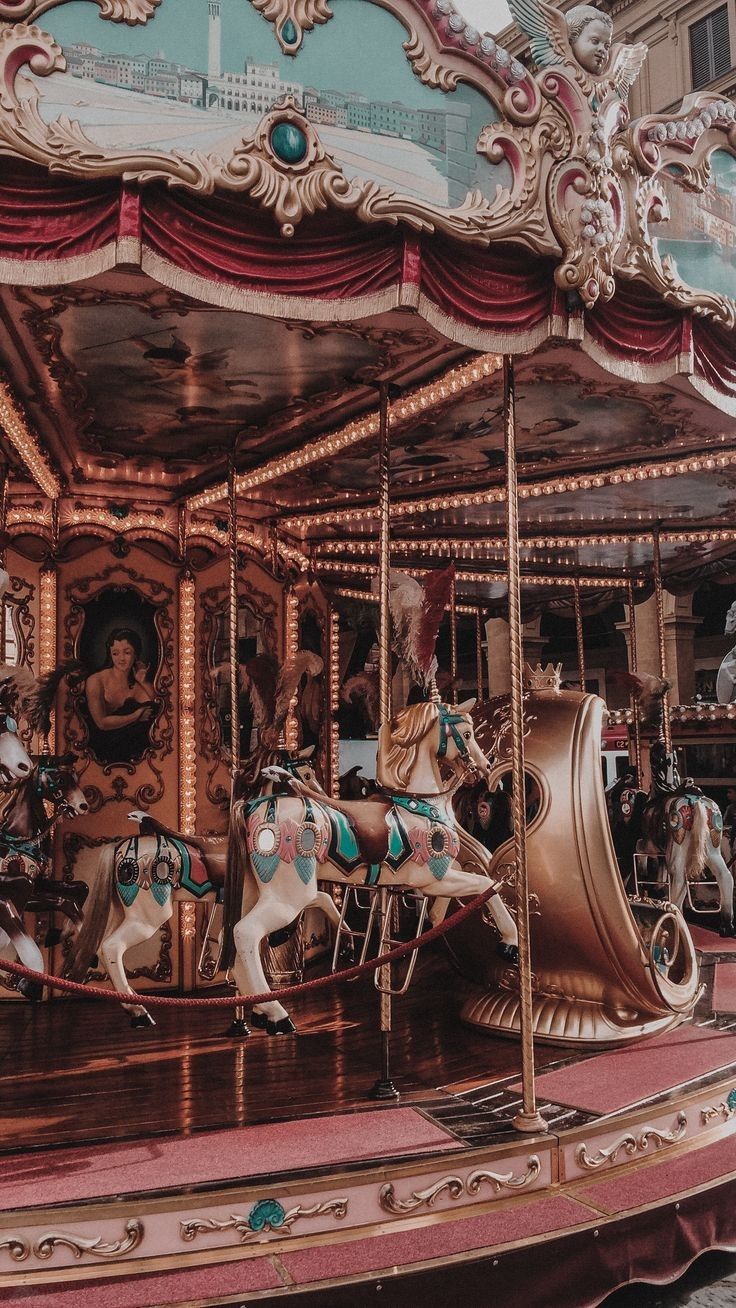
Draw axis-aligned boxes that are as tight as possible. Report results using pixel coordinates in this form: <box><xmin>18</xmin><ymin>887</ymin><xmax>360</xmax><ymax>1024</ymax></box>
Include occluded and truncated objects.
<box><xmin>653</xmin><ymin>149</ymin><xmax>736</xmax><ymax>304</ymax></box>
<box><xmin>27</xmin><ymin>0</ymin><xmax>510</xmax><ymax>208</ymax></box>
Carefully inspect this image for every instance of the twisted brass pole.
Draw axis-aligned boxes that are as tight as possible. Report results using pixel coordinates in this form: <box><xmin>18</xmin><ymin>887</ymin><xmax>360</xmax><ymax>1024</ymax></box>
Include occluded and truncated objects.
<box><xmin>0</xmin><ymin>466</ymin><xmax>7</xmax><ymax>571</ymax></box>
<box><xmin>228</xmin><ymin>456</ymin><xmax>240</xmax><ymax>782</ymax></box>
<box><xmin>372</xmin><ymin>380</ymin><xmax>398</xmax><ymax>1101</ymax></box>
<box><xmin>573</xmin><ymin>578</ymin><xmax>585</xmax><ymax>691</ymax></box>
<box><xmin>449</xmin><ymin>570</ymin><xmax>458</xmax><ymax>704</ymax></box>
<box><xmin>627</xmin><ymin>580</ymin><xmax>642</xmax><ymax>778</ymax></box>
<box><xmin>505</xmin><ymin>356</ymin><xmax>547</xmax><ymax>1135</ymax></box>
<box><xmin>476</xmin><ymin>609</ymin><xmax>484</xmax><ymax>702</ymax></box>
<box><xmin>652</xmin><ymin>526</ymin><xmax>672</xmax><ymax>754</ymax></box>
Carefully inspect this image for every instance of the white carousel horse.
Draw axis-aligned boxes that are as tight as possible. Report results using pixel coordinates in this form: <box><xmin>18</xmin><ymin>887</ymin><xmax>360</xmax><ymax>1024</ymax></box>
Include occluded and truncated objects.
<box><xmin>64</xmin><ymin>750</ymin><xmax>323</xmax><ymax>1025</ymax></box>
<box><xmin>228</xmin><ymin>698</ymin><xmax>518</xmax><ymax>1035</ymax></box>
<box><xmin>0</xmin><ymin>727</ymin><xmax>61</xmax><ymax>996</ymax></box>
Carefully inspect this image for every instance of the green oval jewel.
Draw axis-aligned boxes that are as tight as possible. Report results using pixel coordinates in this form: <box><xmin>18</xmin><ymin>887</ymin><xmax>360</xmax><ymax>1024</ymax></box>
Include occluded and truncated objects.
<box><xmin>282</xmin><ymin>18</ymin><xmax>298</xmax><ymax>45</ymax></box>
<box><xmin>270</xmin><ymin>121</ymin><xmax>307</xmax><ymax>164</ymax></box>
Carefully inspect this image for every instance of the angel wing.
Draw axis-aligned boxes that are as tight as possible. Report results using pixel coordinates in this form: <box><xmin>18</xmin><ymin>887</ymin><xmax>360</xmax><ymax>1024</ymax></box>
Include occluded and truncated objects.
<box><xmin>610</xmin><ymin>41</ymin><xmax>647</xmax><ymax>100</ymax></box>
<box><xmin>507</xmin><ymin>0</ymin><xmax>570</xmax><ymax>69</ymax></box>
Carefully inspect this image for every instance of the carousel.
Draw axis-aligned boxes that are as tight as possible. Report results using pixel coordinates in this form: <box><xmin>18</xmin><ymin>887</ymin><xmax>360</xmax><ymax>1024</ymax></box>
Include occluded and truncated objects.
<box><xmin>0</xmin><ymin>0</ymin><xmax>735</xmax><ymax>1302</ymax></box>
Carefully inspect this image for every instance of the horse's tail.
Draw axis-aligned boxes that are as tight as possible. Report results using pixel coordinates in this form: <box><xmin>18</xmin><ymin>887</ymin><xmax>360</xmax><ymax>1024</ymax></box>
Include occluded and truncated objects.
<box><xmin>220</xmin><ymin>800</ymin><xmax>258</xmax><ymax>971</ymax></box>
<box><xmin>684</xmin><ymin>801</ymin><xmax>710</xmax><ymax>882</ymax></box>
<box><xmin>64</xmin><ymin>841</ymin><xmax>117</xmax><ymax>980</ymax></box>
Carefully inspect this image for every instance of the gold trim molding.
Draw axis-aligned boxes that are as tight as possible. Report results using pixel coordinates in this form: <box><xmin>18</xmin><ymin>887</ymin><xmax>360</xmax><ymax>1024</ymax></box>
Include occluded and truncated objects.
<box><xmin>574</xmin><ymin>1113</ymin><xmax>688</xmax><ymax>1171</ymax></box>
<box><xmin>180</xmin><ymin>1198</ymin><xmax>348</xmax><ymax>1244</ymax></box>
<box><xmin>378</xmin><ymin>1157</ymin><xmax>542</xmax><ymax>1214</ymax></box>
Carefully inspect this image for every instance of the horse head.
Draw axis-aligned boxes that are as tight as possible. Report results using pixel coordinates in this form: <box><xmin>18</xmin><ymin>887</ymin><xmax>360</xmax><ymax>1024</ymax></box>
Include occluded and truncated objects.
<box><xmin>726</xmin><ymin>600</ymin><xmax>736</xmax><ymax>637</ymax></box>
<box><xmin>0</xmin><ymin>681</ymin><xmax>32</xmax><ymax>783</ymax></box>
<box><xmin>377</xmin><ymin>697</ymin><xmax>492</xmax><ymax>792</ymax></box>
<box><xmin>35</xmin><ymin>755</ymin><xmax>89</xmax><ymax>817</ymax></box>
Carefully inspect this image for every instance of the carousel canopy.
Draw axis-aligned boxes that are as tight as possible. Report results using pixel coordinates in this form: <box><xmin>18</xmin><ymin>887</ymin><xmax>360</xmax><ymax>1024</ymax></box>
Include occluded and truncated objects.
<box><xmin>0</xmin><ymin>0</ymin><xmax>734</xmax><ymax>604</ymax></box>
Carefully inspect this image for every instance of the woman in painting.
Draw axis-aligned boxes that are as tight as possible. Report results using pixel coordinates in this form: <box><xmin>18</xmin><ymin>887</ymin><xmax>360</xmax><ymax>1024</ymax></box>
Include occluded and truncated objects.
<box><xmin>84</xmin><ymin>627</ymin><xmax>157</xmax><ymax>764</ymax></box>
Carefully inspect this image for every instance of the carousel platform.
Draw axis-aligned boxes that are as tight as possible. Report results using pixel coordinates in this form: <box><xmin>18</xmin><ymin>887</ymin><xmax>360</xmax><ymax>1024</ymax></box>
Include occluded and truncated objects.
<box><xmin>2</xmin><ymin>936</ymin><xmax>736</xmax><ymax>1308</ymax></box>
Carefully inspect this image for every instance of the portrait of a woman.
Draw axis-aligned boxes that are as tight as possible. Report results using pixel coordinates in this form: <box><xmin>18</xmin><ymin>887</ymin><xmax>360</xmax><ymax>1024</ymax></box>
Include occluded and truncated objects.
<box><xmin>83</xmin><ymin>627</ymin><xmax>158</xmax><ymax>765</ymax></box>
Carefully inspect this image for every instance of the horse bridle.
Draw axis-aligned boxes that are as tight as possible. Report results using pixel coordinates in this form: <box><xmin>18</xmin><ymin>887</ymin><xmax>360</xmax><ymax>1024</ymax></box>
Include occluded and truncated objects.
<box><xmin>380</xmin><ymin>705</ymin><xmax>488</xmax><ymax>801</ymax></box>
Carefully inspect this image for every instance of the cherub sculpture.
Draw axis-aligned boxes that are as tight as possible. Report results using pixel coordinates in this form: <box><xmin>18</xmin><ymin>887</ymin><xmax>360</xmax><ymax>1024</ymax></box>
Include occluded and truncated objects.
<box><xmin>509</xmin><ymin>0</ymin><xmax>647</xmax><ymax>102</ymax></box>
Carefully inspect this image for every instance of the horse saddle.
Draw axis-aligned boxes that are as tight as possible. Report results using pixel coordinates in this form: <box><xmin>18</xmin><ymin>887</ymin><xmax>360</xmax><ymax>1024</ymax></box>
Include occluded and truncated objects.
<box><xmin>322</xmin><ymin>794</ymin><xmax>393</xmax><ymax>866</ymax></box>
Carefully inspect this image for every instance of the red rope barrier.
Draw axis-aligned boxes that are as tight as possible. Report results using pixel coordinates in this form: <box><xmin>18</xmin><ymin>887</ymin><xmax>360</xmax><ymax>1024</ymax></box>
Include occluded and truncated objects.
<box><xmin>0</xmin><ymin>884</ymin><xmax>498</xmax><ymax>1008</ymax></box>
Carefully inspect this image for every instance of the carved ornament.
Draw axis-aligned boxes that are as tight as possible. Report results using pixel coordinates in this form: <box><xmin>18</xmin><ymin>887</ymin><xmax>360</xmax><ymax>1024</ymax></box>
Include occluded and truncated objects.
<box><xmin>378</xmin><ymin>1156</ymin><xmax>541</xmax><ymax>1213</ymax></box>
<box><xmin>574</xmin><ymin>1111</ymin><xmax>687</xmax><ymax>1171</ymax></box>
<box><xmin>180</xmin><ymin>1197</ymin><xmax>348</xmax><ymax>1243</ymax></box>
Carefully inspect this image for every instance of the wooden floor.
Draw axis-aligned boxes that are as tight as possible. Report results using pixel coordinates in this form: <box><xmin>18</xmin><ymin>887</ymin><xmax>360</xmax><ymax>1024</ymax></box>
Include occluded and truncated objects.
<box><xmin>0</xmin><ymin>948</ymin><xmax>566</xmax><ymax>1154</ymax></box>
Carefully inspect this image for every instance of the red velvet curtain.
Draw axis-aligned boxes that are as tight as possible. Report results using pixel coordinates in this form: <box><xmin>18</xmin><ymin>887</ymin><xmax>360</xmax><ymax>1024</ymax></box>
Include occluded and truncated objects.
<box><xmin>0</xmin><ymin>163</ymin><xmax>118</xmax><ymax>262</ymax></box>
<box><xmin>1</xmin><ymin>163</ymin><xmax>735</xmax><ymax>403</ymax></box>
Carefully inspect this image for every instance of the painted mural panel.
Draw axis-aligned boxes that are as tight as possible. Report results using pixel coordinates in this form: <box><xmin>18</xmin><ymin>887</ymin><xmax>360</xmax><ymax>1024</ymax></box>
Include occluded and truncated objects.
<box><xmin>25</xmin><ymin>0</ymin><xmax>509</xmax><ymax>207</ymax></box>
<box><xmin>652</xmin><ymin>151</ymin><xmax>736</xmax><ymax>305</ymax></box>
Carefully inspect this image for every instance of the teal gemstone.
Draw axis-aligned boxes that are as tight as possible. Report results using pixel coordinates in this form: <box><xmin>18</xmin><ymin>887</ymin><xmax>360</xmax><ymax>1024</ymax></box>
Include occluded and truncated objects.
<box><xmin>270</xmin><ymin>121</ymin><xmax>307</xmax><ymax>164</ymax></box>
<box><xmin>282</xmin><ymin>18</ymin><xmax>298</xmax><ymax>45</ymax></box>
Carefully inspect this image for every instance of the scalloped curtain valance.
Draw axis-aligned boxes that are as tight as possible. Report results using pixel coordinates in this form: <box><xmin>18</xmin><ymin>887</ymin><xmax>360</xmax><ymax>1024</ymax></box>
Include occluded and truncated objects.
<box><xmin>0</xmin><ymin>162</ymin><xmax>733</xmax><ymax>406</ymax></box>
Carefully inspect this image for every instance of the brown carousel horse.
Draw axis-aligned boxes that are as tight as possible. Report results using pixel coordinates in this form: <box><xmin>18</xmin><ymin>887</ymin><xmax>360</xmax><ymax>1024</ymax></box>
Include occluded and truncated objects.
<box><xmin>609</xmin><ymin>744</ymin><xmax>735</xmax><ymax>936</ymax></box>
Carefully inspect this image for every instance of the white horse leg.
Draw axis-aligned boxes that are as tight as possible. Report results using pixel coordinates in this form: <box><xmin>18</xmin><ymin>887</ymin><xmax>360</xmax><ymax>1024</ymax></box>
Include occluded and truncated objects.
<box><xmin>704</xmin><ymin>847</ymin><xmax>735</xmax><ymax>936</ymax></box>
<box><xmin>99</xmin><ymin>898</ymin><xmax>171</xmax><ymax>1027</ymax></box>
<box><xmin>664</xmin><ymin>844</ymin><xmax>686</xmax><ymax>913</ymax></box>
<box><xmin>418</xmin><ymin>867</ymin><xmax>519</xmax><ymax>959</ymax></box>
<box><xmin>233</xmin><ymin>896</ymin><xmax>303</xmax><ymax>1035</ymax></box>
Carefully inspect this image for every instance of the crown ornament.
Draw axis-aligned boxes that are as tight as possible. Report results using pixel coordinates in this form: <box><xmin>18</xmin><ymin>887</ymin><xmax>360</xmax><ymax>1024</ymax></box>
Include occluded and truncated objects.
<box><xmin>523</xmin><ymin>662</ymin><xmax>563</xmax><ymax>692</ymax></box>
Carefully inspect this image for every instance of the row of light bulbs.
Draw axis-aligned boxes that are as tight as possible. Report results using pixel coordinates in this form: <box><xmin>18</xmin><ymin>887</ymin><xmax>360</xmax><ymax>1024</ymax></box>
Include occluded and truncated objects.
<box><xmin>186</xmin><ymin>354</ymin><xmax>504</xmax><ymax>511</ymax></box>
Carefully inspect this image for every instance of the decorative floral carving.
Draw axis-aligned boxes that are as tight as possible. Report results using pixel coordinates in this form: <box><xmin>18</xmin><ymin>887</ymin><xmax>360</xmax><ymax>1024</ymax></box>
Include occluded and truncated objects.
<box><xmin>701</xmin><ymin>1087</ymin><xmax>736</xmax><ymax>1125</ymax></box>
<box><xmin>35</xmin><ymin>1219</ymin><xmax>144</xmax><ymax>1260</ymax></box>
<box><xmin>379</xmin><ymin>1157</ymin><xmax>541</xmax><ymax>1213</ymax></box>
<box><xmin>0</xmin><ymin>0</ymin><xmax>159</xmax><ymax>19</ymax></box>
<box><xmin>0</xmin><ymin>1236</ymin><xmax>30</xmax><ymax>1262</ymax></box>
<box><xmin>249</xmin><ymin>0</ymin><xmax>332</xmax><ymax>54</ymax></box>
<box><xmin>180</xmin><ymin>1197</ymin><xmax>347</xmax><ymax>1243</ymax></box>
<box><xmin>574</xmin><ymin>1112</ymin><xmax>687</xmax><ymax>1171</ymax></box>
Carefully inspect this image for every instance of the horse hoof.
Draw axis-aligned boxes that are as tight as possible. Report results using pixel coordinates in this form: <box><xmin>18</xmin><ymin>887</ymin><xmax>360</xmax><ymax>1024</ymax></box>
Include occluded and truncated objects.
<box><xmin>250</xmin><ymin>1010</ymin><xmax>268</xmax><ymax>1030</ymax></box>
<box><xmin>496</xmin><ymin>942</ymin><xmax>519</xmax><ymax>967</ymax></box>
<box><xmin>720</xmin><ymin>923</ymin><xmax>736</xmax><ymax>938</ymax></box>
<box><xmin>338</xmin><ymin>941</ymin><xmax>355</xmax><ymax>966</ymax></box>
<box><xmin>227</xmin><ymin>1017</ymin><xmax>251</xmax><ymax>1038</ymax></box>
<box><xmin>17</xmin><ymin>978</ymin><xmax>43</xmax><ymax>1003</ymax></box>
<box><xmin>44</xmin><ymin>928</ymin><xmax>62</xmax><ymax>948</ymax></box>
<box><xmin>130</xmin><ymin>1012</ymin><xmax>156</xmax><ymax>1029</ymax></box>
<box><xmin>267</xmin><ymin>1016</ymin><xmax>296</xmax><ymax>1036</ymax></box>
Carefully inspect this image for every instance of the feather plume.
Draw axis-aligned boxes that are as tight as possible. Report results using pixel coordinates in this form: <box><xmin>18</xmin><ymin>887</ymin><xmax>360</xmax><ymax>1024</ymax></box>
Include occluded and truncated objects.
<box><xmin>19</xmin><ymin>661</ymin><xmax>83</xmax><ymax>737</ymax></box>
<box><xmin>610</xmin><ymin>668</ymin><xmax>672</xmax><ymax>729</ymax></box>
<box><xmin>265</xmin><ymin>651</ymin><xmax>324</xmax><ymax>745</ymax></box>
<box><xmin>375</xmin><ymin>565</ymin><xmax>454</xmax><ymax>692</ymax></box>
<box><xmin>241</xmin><ymin>654</ymin><xmax>278</xmax><ymax>733</ymax></box>
<box><xmin>340</xmin><ymin>672</ymin><xmax>380</xmax><ymax>733</ymax></box>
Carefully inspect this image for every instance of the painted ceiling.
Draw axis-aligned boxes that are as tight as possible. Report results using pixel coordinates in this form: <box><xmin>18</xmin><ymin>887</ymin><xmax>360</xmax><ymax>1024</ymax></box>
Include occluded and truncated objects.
<box><xmin>1</xmin><ymin>270</ymin><xmax>736</xmax><ymax>599</ymax></box>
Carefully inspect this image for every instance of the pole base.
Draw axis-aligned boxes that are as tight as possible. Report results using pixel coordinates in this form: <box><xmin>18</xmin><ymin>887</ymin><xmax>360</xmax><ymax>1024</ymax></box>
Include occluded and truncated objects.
<box><xmin>369</xmin><ymin>1077</ymin><xmax>400</xmax><ymax>1102</ymax></box>
<box><xmin>513</xmin><ymin>1109</ymin><xmax>549</xmax><ymax>1134</ymax></box>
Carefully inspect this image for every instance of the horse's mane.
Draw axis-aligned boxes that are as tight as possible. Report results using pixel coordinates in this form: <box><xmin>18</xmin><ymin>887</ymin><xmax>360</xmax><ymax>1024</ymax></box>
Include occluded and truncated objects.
<box><xmin>377</xmin><ymin>700</ymin><xmax>439</xmax><ymax>791</ymax></box>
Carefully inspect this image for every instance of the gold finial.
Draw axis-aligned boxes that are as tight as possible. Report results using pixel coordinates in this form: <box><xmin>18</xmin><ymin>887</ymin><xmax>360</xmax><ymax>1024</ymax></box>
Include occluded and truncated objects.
<box><xmin>523</xmin><ymin>662</ymin><xmax>563</xmax><ymax>692</ymax></box>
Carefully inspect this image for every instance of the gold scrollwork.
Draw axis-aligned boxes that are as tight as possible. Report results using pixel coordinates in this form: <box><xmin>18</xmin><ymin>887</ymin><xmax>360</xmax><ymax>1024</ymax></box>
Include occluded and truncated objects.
<box><xmin>0</xmin><ymin>1236</ymin><xmax>30</xmax><ymax>1262</ymax></box>
<box><xmin>575</xmin><ymin>1112</ymin><xmax>688</xmax><ymax>1171</ymax></box>
<box><xmin>701</xmin><ymin>1098</ymin><xmax>736</xmax><ymax>1126</ymax></box>
<box><xmin>35</xmin><ymin>1219</ymin><xmax>144</xmax><ymax>1261</ymax></box>
<box><xmin>0</xmin><ymin>0</ymin><xmax>159</xmax><ymax>19</ymax></box>
<box><xmin>378</xmin><ymin>1157</ymin><xmax>541</xmax><ymax>1214</ymax></box>
<box><xmin>249</xmin><ymin>0</ymin><xmax>333</xmax><ymax>54</ymax></box>
<box><xmin>180</xmin><ymin>1198</ymin><xmax>348</xmax><ymax>1244</ymax></box>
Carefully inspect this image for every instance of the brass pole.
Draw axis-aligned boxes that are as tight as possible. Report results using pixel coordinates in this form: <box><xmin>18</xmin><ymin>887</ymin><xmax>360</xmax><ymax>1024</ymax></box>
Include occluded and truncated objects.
<box><xmin>228</xmin><ymin>456</ymin><xmax>241</xmax><ymax>783</ymax></box>
<box><xmin>371</xmin><ymin>380</ymin><xmax>398</xmax><ymax>1102</ymax></box>
<box><xmin>652</xmin><ymin>526</ymin><xmax>672</xmax><ymax>754</ymax></box>
<box><xmin>449</xmin><ymin>570</ymin><xmax>458</xmax><ymax>704</ymax></box>
<box><xmin>0</xmin><ymin>466</ymin><xmax>7</xmax><ymax>571</ymax></box>
<box><xmin>627</xmin><ymin>580</ymin><xmax>642</xmax><ymax>778</ymax></box>
<box><xmin>504</xmin><ymin>356</ymin><xmax>547</xmax><ymax>1136</ymax></box>
<box><xmin>178</xmin><ymin>503</ymin><xmax>187</xmax><ymax>564</ymax></box>
<box><xmin>476</xmin><ymin>608</ymin><xmax>484</xmax><ymax>702</ymax></box>
<box><xmin>573</xmin><ymin>578</ymin><xmax>586</xmax><ymax>692</ymax></box>
<box><xmin>227</xmin><ymin>455</ymin><xmax>248</xmax><ymax>1037</ymax></box>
